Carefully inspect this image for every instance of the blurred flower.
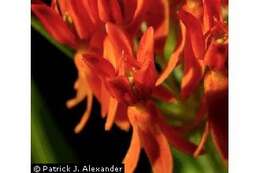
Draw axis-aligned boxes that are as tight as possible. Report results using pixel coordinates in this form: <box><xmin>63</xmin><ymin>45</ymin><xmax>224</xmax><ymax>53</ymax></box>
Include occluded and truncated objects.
<box><xmin>155</xmin><ymin>0</ymin><xmax>228</xmax><ymax>161</ymax></box>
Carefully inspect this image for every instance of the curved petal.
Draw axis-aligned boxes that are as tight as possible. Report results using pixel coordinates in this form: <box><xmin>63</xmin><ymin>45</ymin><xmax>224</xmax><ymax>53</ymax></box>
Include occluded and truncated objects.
<box><xmin>137</xmin><ymin>27</ymin><xmax>154</xmax><ymax>64</ymax></box>
<box><xmin>123</xmin><ymin>126</ymin><xmax>141</xmax><ymax>173</ymax></box>
<box><xmin>105</xmin><ymin>97</ymin><xmax>118</xmax><ymax>130</ymax></box>
<box><xmin>156</xmin><ymin>21</ymin><xmax>186</xmax><ymax>86</ymax></box>
<box><xmin>74</xmin><ymin>91</ymin><xmax>93</xmax><ymax>134</ymax></box>
<box><xmin>193</xmin><ymin>122</ymin><xmax>209</xmax><ymax>157</ymax></box>
<box><xmin>178</xmin><ymin>9</ymin><xmax>205</xmax><ymax>59</ymax></box>
<box><xmin>138</xmin><ymin>123</ymin><xmax>173</xmax><ymax>173</ymax></box>
<box><xmin>128</xmin><ymin>105</ymin><xmax>173</xmax><ymax>173</ymax></box>
<box><xmin>32</xmin><ymin>4</ymin><xmax>77</xmax><ymax>48</ymax></box>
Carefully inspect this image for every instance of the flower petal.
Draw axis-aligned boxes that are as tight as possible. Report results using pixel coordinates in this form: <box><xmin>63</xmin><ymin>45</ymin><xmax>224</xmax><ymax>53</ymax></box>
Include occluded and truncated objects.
<box><xmin>156</xmin><ymin>21</ymin><xmax>186</xmax><ymax>86</ymax></box>
<box><xmin>137</xmin><ymin>27</ymin><xmax>154</xmax><ymax>64</ymax></box>
<box><xmin>178</xmin><ymin>9</ymin><xmax>205</xmax><ymax>59</ymax></box>
<box><xmin>105</xmin><ymin>23</ymin><xmax>133</xmax><ymax>57</ymax></box>
<box><xmin>140</xmin><ymin>128</ymin><xmax>173</xmax><ymax>173</ymax></box>
<box><xmin>181</xmin><ymin>32</ymin><xmax>203</xmax><ymax>99</ymax></box>
<box><xmin>128</xmin><ymin>105</ymin><xmax>173</xmax><ymax>173</ymax></box>
<box><xmin>74</xmin><ymin>91</ymin><xmax>93</xmax><ymax>134</ymax></box>
<box><xmin>69</xmin><ymin>0</ymin><xmax>96</xmax><ymax>40</ymax></box>
<box><xmin>97</xmin><ymin>0</ymin><xmax>111</xmax><ymax>22</ymax></box>
<box><xmin>193</xmin><ymin>122</ymin><xmax>209</xmax><ymax>157</ymax></box>
<box><xmin>114</xmin><ymin>103</ymin><xmax>130</xmax><ymax>131</ymax></box>
<box><xmin>123</xmin><ymin>125</ymin><xmax>141</xmax><ymax>173</ymax></box>
<box><xmin>105</xmin><ymin>97</ymin><xmax>118</xmax><ymax>130</ymax></box>
<box><xmin>32</xmin><ymin>4</ymin><xmax>77</xmax><ymax>48</ymax></box>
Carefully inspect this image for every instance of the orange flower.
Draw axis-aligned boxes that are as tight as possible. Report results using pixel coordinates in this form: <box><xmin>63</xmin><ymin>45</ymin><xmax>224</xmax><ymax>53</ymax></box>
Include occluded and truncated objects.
<box><xmin>154</xmin><ymin>0</ymin><xmax>228</xmax><ymax>161</ymax></box>
<box><xmin>32</xmin><ymin>1</ymin><xmax>105</xmax><ymax>133</ymax></box>
<box><xmin>83</xmin><ymin>24</ymin><xmax>198</xmax><ymax>173</ymax></box>
<box><xmin>32</xmin><ymin>0</ymin><xmax>170</xmax><ymax>132</ymax></box>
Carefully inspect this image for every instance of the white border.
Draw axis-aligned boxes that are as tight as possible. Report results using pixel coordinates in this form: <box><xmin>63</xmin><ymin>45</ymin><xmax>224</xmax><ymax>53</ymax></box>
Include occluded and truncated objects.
<box><xmin>0</xmin><ymin>0</ymin><xmax>30</xmax><ymax>173</ymax></box>
<box><xmin>230</xmin><ymin>0</ymin><xmax>260</xmax><ymax>172</ymax></box>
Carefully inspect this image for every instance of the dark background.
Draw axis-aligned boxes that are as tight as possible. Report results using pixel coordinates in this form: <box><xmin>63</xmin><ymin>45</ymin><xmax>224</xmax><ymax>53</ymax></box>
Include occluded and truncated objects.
<box><xmin>31</xmin><ymin>26</ymin><xmax>150</xmax><ymax>172</ymax></box>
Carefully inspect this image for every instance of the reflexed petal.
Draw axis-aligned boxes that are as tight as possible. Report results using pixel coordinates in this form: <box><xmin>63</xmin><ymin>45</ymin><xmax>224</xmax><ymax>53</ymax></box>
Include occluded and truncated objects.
<box><xmin>105</xmin><ymin>97</ymin><xmax>118</xmax><ymax>130</ymax></box>
<box><xmin>128</xmin><ymin>105</ymin><xmax>173</xmax><ymax>173</ymax></box>
<box><xmin>178</xmin><ymin>9</ymin><xmax>205</xmax><ymax>59</ymax></box>
<box><xmin>123</xmin><ymin>126</ymin><xmax>141</xmax><ymax>173</ymax></box>
<box><xmin>138</xmin><ymin>124</ymin><xmax>173</xmax><ymax>173</ymax></box>
<box><xmin>193</xmin><ymin>122</ymin><xmax>209</xmax><ymax>157</ymax></box>
<box><xmin>32</xmin><ymin>4</ymin><xmax>77</xmax><ymax>48</ymax></box>
<box><xmin>74</xmin><ymin>92</ymin><xmax>93</xmax><ymax>134</ymax></box>
<box><xmin>156</xmin><ymin>21</ymin><xmax>186</xmax><ymax>86</ymax></box>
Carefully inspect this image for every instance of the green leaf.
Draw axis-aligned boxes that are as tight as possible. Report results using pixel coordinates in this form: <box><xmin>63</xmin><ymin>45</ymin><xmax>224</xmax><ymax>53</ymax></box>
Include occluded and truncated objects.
<box><xmin>31</xmin><ymin>81</ymin><xmax>76</xmax><ymax>163</ymax></box>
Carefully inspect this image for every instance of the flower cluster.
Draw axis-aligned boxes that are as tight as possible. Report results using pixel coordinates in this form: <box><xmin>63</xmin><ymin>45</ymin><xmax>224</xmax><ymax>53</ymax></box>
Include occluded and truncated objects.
<box><xmin>32</xmin><ymin>0</ymin><xmax>228</xmax><ymax>172</ymax></box>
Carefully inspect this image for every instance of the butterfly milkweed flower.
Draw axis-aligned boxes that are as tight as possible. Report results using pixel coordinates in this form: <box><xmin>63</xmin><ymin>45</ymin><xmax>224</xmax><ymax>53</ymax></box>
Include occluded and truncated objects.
<box><xmin>155</xmin><ymin>0</ymin><xmax>228</xmax><ymax>161</ymax></box>
<box><xmin>32</xmin><ymin>0</ymin><xmax>170</xmax><ymax>133</ymax></box>
<box><xmin>83</xmin><ymin>23</ymin><xmax>199</xmax><ymax>173</ymax></box>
